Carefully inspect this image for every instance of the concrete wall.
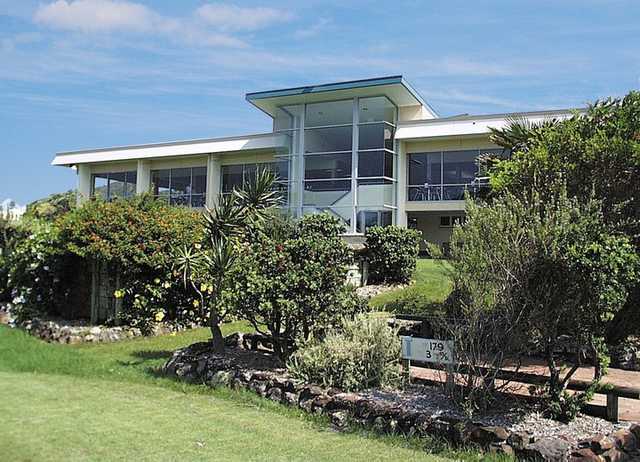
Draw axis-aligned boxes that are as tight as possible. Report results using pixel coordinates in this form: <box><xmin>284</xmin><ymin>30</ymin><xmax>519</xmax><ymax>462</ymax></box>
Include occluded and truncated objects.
<box><xmin>409</xmin><ymin>211</ymin><xmax>465</xmax><ymax>250</ymax></box>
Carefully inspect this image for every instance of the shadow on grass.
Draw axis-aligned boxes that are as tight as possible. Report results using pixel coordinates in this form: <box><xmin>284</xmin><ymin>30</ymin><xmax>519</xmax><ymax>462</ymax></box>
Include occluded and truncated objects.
<box><xmin>131</xmin><ymin>350</ymin><xmax>173</xmax><ymax>360</ymax></box>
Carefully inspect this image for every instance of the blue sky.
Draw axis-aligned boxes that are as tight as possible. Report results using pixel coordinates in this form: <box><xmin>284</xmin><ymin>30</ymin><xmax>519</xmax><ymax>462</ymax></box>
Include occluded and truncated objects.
<box><xmin>1</xmin><ymin>0</ymin><xmax>639</xmax><ymax>204</ymax></box>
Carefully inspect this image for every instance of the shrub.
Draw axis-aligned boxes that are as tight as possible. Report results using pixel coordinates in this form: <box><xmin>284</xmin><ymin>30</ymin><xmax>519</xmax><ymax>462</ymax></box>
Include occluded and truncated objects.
<box><xmin>57</xmin><ymin>195</ymin><xmax>204</xmax><ymax>329</ymax></box>
<box><xmin>7</xmin><ymin>221</ymin><xmax>83</xmax><ymax>323</ymax></box>
<box><xmin>365</xmin><ymin>225</ymin><xmax>421</xmax><ymax>284</ymax></box>
<box><xmin>449</xmin><ymin>192</ymin><xmax>639</xmax><ymax>420</ymax></box>
<box><xmin>288</xmin><ymin>314</ymin><xmax>403</xmax><ymax>392</ymax></box>
<box><xmin>230</xmin><ymin>213</ymin><xmax>364</xmax><ymax>359</ymax></box>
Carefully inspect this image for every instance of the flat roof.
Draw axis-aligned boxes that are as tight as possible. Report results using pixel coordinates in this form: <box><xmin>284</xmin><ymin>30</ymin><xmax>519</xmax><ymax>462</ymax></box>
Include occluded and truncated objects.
<box><xmin>246</xmin><ymin>75</ymin><xmax>438</xmax><ymax>118</ymax></box>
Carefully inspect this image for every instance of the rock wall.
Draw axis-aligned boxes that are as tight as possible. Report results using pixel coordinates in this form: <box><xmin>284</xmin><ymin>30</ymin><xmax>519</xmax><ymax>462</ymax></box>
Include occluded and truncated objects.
<box><xmin>163</xmin><ymin>340</ymin><xmax>640</xmax><ymax>462</ymax></box>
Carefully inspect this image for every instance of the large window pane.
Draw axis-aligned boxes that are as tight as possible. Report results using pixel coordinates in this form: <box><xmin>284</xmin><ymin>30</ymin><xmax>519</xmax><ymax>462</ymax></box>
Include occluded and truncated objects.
<box><xmin>408</xmin><ymin>152</ymin><xmax>440</xmax><ymax>185</ymax></box>
<box><xmin>303</xmin><ymin>180</ymin><xmax>351</xmax><ymax>206</ymax></box>
<box><xmin>273</xmin><ymin>160</ymin><xmax>289</xmax><ymax>181</ymax></box>
<box><xmin>108</xmin><ymin>172</ymin><xmax>126</xmax><ymax>199</ymax></box>
<box><xmin>305</xmin><ymin>100</ymin><xmax>352</xmax><ymax>128</ymax></box>
<box><xmin>192</xmin><ymin>167</ymin><xmax>207</xmax><ymax>194</ymax></box>
<box><xmin>93</xmin><ymin>174</ymin><xmax>109</xmax><ymax>199</ymax></box>
<box><xmin>221</xmin><ymin>165</ymin><xmax>243</xmax><ymax>193</ymax></box>
<box><xmin>274</xmin><ymin>105</ymin><xmax>303</xmax><ymax>131</ymax></box>
<box><xmin>358</xmin><ymin>150</ymin><xmax>393</xmax><ymax>178</ymax></box>
<box><xmin>357</xmin><ymin>179</ymin><xmax>394</xmax><ymax>206</ymax></box>
<box><xmin>170</xmin><ymin>168</ymin><xmax>191</xmax><ymax>196</ymax></box>
<box><xmin>356</xmin><ymin>209</ymin><xmax>393</xmax><ymax>234</ymax></box>
<box><xmin>359</xmin><ymin>97</ymin><xmax>396</xmax><ymax>124</ymax></box>
<box><xmin>305</xmin><ymin>126</ymin><xmax>352</xmax><ymax>153</ymax></box>
<box><xmin>358</xmin><ymin>123</ymin><xmax>394</xmax><ymax>151</ymax></box>
<box><xmin>125</xmin><ymin>171</ymin><xmax>137</xmax><ymax>197</ymax></box>
<box><xmin>408</xmin><ymin>185</ymin><xmax>441</xmax><ymax>201</ymax></box>
<box><xmin>305</xmin><ymin>153</ymin><xmax>351</xmax><ymax>179</ymax></box>
<box><xmin>151</xmin><ymin>170</ymin><xmax>170</xmax><ymax>198</ymax></box>
<box><xmin>442</xmin><ymin>150</ymin><xmax>477</xmax><ymax>184</ymax></box>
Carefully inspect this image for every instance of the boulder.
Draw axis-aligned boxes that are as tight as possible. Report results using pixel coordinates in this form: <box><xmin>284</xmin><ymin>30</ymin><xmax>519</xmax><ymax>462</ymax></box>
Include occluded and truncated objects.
<box><xmin>569</xmin><ymin>448</ymin><xmax>603</xmax><ymax>461</ymax></box>
<box><xmin>600</xmin><ymin>448</ymin><xmax>630</xmax><ymax>462</ymax></box>
<box><xmin>283</xmin><ymin>392</ymin><xmax>299</xmax><ymax>406</ymax></box>
<box><xmin>329</xmin><ymin>410</ymin><xmax>350</xmax><ymax>429</ymax></box>
<box><xmin>467</xmin><ymin>425</ymin><xmax>510</xmax><ymax>446</ymax></box>
<box><xmin>581</xmin><ymin>435</ymin><xmax>614</xmax><ymax>454</ymax></box>
<box><xmin>266</xmin><ymin>387</ymin><xmax>282</xmax><ymax>402</ymax></box>
<box><xmin>612</xmin><ymin>429</ymin><xmax>638</xmax><ymax>452</ymax></box>
<box><xmin>489</xmin><ymin>442</ymin><xmax>515</xmax><ymax>456</ymax></box>
<box><xmin>508</xmin><ymin>431</ymin><xmax>534</xmax><ymax>451</ymax></box>
<box><xmin>520</xmin><ymin>437</ymin><xmax>571</xmax><ymax>461</ymax></box>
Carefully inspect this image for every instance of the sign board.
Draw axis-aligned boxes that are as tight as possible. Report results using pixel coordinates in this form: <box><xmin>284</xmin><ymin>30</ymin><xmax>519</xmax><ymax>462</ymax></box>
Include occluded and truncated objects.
<box><xmin>401</xmin><ymin>336</ymin><xmax>455</xmax><ymax>365</ymax></box>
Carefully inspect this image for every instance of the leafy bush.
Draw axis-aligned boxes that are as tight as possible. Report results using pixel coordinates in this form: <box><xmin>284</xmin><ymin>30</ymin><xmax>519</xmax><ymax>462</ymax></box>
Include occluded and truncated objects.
<box><xmin>24</xmin><ymin>191</ymin><xmax>76</xmax><ymax>222</ymax></box>
<box><xmin>449</xmin><ymin>192</ymin><xmax>639</xmax><ymax>419</ymax></box>
<box><xmin>7</xmin><ymin>221</ymin><xmax>84</xmax><ymax>323</ymax></box>
<box><xmin>365</xmin><ymin>225</ymin><xmax>421</xmax><ymax>284</ymax></box>
<box><xmin>230</xmin><ymin>213</ymin><xmax>364</xmax><ymax>359</ymax></box>
<box><xmin>289</xmin><ymin>314</ymin><xmax>403</xmax><ymax>392</ymax></box>
<box><xmin>56</xmin><ymin>195</ymin><xmax>204</xmax><ymax>329</ymax></box>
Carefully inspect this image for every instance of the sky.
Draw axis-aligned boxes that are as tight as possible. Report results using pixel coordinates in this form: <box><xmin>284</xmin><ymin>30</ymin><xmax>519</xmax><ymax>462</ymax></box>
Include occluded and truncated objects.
<box><xmin>1</xmin><ymin>0</ymin><xmax>639</xmax><ymax>204</ymax></box>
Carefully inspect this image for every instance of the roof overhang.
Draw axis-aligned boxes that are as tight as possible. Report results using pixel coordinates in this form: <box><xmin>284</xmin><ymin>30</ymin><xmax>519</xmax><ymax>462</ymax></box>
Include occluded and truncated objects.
<box><xmin>52</xmin><ymin>132</ymin><xmax>288</xmax><ymax>167</ymax></box>
<box><xmin>396</xmin><ymin>108</ymin><xmax>583</xmax><ymax>141</ymax></box>
<box><xmin>246</xmin><ymin>75</ymin><xmax>438</xmax><ymax>118</ymax></box>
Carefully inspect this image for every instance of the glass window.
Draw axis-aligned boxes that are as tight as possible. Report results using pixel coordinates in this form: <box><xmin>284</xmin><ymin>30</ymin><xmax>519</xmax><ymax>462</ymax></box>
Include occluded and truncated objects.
<box><xmin>305</xmin><ymin>153</ymin><xmax>351</xmax><ymax>179</ymax></box>
<box><xmin>442</xmin><ymin>150</ymin><xmax>477</xmax><ymax>184</ymax></box>
<box><xmin>358</xmin><ymin>123</ymin><xmax>394</xmax><ymax>151</ymax></box>
<box><xmin>305</xmin><ymin>100</ymin><xmax>352</xmax><ymax>128</ymax></box>
<box><xmin>304</xmin><ymin>126</ymin><xmax>352</xmax><ymax>153</ymax></box>
<box><xmin>357</xmin><ymin>179</ymin><xmax>394</xmax><ymax>207</ymax></box>
<box><xmin>151</xmin><ymin>167</ymin><xmax>207</xmax><ymax>207</ymax></box>
<box><xmin>151</xmin><ymin>169</ymin><xmax>170</xmax><ymax>198</ymax></box>
<box><xmin>356</xmin><ymin>209</ymin><xmax>393</xmax><ymax>234</ymax></box>
<box><xmin>359</xmin><ymin>97</ymin><xmax>396</xmax><ymax>125</ymax></box>
<box><xmin>92</xmin><ymin>171</ymin><xmax>136</xmax><ymax>201</ymax></box>
<box><xmin>303</xmin><ymin>181</ymin><xmax>351</xmax><ymax>206</ymax></box>
<box><xmin>221</xmin><ymin>165</ymin><xmax>243</xmax><ymax>193</ymax></box>
<box><xmin>408</xmin><ymin>152</ymin><xmax>441</xmax><ymax>185</ymax></box>
<box><xmin>274</xmin><ymin>105</ymin><xmax>303</xmax><ymax>131</ymax></box>
<box><xmin>358</xmin><ymin>150</ymin><xmax>393</xmax><ymax>178</ymax></box>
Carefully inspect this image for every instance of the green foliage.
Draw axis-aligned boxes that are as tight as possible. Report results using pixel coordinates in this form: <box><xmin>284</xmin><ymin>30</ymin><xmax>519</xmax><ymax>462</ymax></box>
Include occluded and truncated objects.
<box><xmin>365</xmin><ymin>225</ymin><xmax>421</xmax><ymax>284</ymax></box>
<box><xmin>449</xmin><ymin>192</ymin><xmax>639</xmax><ymax>419</ymax></box>
<box><xmin>59</xmin><ymin>195</ymin><xmax>201</xmax><ymax>271</ymax></box>
<box><xmin>173</xmin><ymin>169</ymin><xmax>281</xmax><ymax>352</ymax></box>
<box><xmin>24</xmin><ymin>190</ymin><xmax>76</xmax><ymax>222</ymax></box>
<box><xmin>230</xmin><ymin>213</ymin><xmax>364</xmax><ymax>360</ymax></box>
<box><xmin>289</xmin><ymin>314</ymin><xmax>404</xmax><ymax>392</ymax></box>
<box><xmin>6</xmin><ymin>221</ymin><xmax>83</xmax><ymax>322</ymax></box>
<box><xmin>0</xmin><ymin>214</ymin><xmax>17</xmax><ymax>303</ymax></box>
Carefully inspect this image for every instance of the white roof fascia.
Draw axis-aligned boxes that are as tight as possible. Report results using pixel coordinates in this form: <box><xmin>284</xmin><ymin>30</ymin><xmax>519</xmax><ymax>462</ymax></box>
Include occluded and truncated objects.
<box><xmin>52</xmin><ymin>132</ymin><xmax>287</xmax><ymax>166</ymax></box>
<box><xmin>395</xmin><ymin>109</ymin><xmax>583</xmax><ymax>141</ymax></box>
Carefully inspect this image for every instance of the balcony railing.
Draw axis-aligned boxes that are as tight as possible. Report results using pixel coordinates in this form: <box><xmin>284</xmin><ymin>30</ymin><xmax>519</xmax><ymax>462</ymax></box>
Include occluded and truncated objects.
<box><xmin>407</xmin><ymin>178</ymin><xmax>490</xmax><ymax>201</ymax></box>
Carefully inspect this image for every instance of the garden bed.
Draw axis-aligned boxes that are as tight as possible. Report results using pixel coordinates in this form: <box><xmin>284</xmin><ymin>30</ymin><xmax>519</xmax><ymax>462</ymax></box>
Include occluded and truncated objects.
<box><xmin>163</xmin><ymin>334</ymin><xmax>640</xmax><ymax>462</ymax></box>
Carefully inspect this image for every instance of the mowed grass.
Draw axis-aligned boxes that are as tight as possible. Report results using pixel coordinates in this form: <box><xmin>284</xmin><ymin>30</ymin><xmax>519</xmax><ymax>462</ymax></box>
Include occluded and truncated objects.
<box><xmin>0</xmin><ymin>324</ymin><xmax>508</xmax><ymax>461</ymax></box>
<box><xmin>369</xmin><ymin>259</ymin><xmax>454</xmax><ymax>314</ymax></box>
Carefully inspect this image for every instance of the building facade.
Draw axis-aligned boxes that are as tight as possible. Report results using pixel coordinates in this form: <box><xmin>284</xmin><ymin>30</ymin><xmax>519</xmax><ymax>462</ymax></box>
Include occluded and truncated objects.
<box><xmin>52</xmin><ymin>76</ymin><xmax>577</xmax><ymax>248</ymax></box>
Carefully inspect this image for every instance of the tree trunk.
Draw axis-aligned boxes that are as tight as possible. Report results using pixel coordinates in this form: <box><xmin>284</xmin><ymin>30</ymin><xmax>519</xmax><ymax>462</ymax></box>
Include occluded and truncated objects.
<box><xmin>209</xmin><ymin>310</ymin><xmax>225</xmax><ymax>354</ymax></box>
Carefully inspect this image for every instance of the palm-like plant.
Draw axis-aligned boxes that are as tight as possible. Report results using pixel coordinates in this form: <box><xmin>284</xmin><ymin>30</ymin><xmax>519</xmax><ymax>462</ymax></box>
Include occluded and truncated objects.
<box><xmin>489</xmin><ymin>115</ymin><xmax>560</xmax><ymax>152</ymax></box>
<box><xmin>174</xmin><ymin>168</ymin><xmax>279</xmax><ymax>353</ymax></box>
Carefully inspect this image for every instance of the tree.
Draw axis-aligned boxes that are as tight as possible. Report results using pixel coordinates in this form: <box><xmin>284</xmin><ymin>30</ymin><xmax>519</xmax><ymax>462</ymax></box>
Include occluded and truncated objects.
<box><xmin>449</xmin><ymin>191</ymin><xmax>638</xmax><ymax>420</ymax></box>
<box><xmin>174</xmin><ymin>170</ymin><xmax>280</xmax><ymax>353</ymax></box>
<box><xmin>489</xmin><ymin>92</ymin><xmax>640</xmax><ymax>343</ymax></box>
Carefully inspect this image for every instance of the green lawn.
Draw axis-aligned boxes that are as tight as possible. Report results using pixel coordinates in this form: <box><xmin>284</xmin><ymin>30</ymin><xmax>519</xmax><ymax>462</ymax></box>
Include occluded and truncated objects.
<box><xmin>369</xmin><ymin>259</ymin><xmax>454</xmax><ymax>314</ymax></box>
<box><xmin>0</xmin><ymin>324</ymin><xmax>504</xmax><ymax>461</ymax></box>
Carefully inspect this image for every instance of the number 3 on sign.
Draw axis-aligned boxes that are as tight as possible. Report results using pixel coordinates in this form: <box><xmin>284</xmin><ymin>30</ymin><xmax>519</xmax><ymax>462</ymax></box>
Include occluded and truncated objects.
<box><xmin>401</xmin><ymin>336</ymin><xmax>455</xmax><ymax>365</ymax></box>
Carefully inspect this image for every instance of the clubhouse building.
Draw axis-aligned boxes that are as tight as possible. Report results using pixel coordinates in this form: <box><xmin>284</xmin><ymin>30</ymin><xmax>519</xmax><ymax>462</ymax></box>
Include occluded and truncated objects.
<box><xmin>52</xmin><ymin>76</ymin><xmax>576</xmax><ymax>248</ymax></box>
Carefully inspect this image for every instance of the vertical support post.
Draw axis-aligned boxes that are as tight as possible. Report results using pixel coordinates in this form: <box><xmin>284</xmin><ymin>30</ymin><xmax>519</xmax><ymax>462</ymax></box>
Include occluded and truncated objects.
<box><xmin>77</xmin><ymin>164</ymin><xmax>92</xmax><ymax>205</ymax></box>
<box><xmin>136</xmin><ymin>159</ymin><xmax>151</xmax><ymax>195</ymax></box>
<box><xmin>396</xmin><ymin>141</ymin><xmax>407</xmax><ymax>227</ymax></box>
<box><xmin>606</xmin><ymin>393</ymin><xmax>619</xmax><ymax>422</ymax></box>
<box><xmin>351</xmin><ymin>97</ymin><xmax>359</xmax><ymax>234</ymax></box>
<box><xmin>206</xmin><ymin>154</ymin><xmax>221</xmax><ymax>209</ymax></box>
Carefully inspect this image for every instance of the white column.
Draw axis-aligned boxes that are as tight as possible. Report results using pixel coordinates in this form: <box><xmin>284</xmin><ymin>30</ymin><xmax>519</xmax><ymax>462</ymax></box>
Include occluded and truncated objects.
<box><xmin>77</xmin><ymin>164</ymin><xmax>92</xmax><ymax>205</ymax></box>
<box><xmin>136</xmin><ymin>160</ymin><xmax>151</xmax><ymax>195</ymax></box>
<box><xmin>351</xmin><ymin>97</ymin><xmax>359</xmax><ymax>234</ymax></box>
<box><xmin>396</xmin><ymin>141</ymin><xmax>407</xmax><ymax>227</ymax></box>
<box><xmin>206</xmin><ymin>154</ymin><xmax>221</xmax><ymax>208</ymax></box>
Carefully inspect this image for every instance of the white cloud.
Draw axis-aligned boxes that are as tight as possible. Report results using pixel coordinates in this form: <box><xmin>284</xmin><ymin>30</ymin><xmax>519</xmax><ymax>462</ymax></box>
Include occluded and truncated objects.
<box><xmin>33</xmin><ymin>0</ymin><xmax>247</xmax><ymax>47</ymax></box>
<box><xmin>196</xmin><ymin>3</ymin><xmax>293</xmax><ymax>31</ymax></box>
<box><xmin>294</xmin><ymin>17</ymin><xmax>330</xmax><ymax>39</ymax></box>
<box><xmin>34</xmin><ymin>0</ymin><xmax>157</xmax><ymax>33</ymax></box>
